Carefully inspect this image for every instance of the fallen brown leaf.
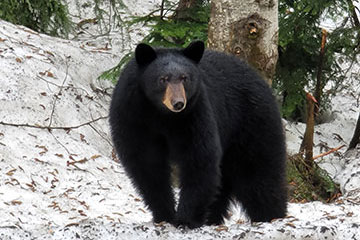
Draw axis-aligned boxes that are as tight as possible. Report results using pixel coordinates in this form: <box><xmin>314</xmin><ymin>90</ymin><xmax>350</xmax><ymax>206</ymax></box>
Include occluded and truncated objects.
<box><xmin>6</xmin><ymin>169</ymin><xmax>17</xmax><ymax>176</ymax></box>
<box><xmin>347</xmin><ymin>212</ymin><xmax>354</xmax><ymax>217</ymax></box>
<box><xmin>11</xmin><ymin>200</ymin><xmax>22</xmax><ymax>205</ymax></box>
<box><xmin>80</xmin><ymin>133</ymin><xmax>86</xmax><ymax>142</ymax></box>
<box><xmin>215</xmin><ymin>225</ymin><xmax>228</xmax><ymax>232</ymax></box>
<box><xmin>90</xmin><ymin>154</ymin><xmax>101</xmax><ymax>160</ymax></box>
<box><xmin>138</xmin><ymin>208</ymin><xmax>146</xmax><ymax>213</ymax></box>
<box><xmin>47</xmin><ymin>71</ymin><xmax>54</xmax><ymax>78</ymax></box>
<box><xmin>285</xmin><ymin>222</ymin><xmax>296</xmax><ymax>228</ymax></box>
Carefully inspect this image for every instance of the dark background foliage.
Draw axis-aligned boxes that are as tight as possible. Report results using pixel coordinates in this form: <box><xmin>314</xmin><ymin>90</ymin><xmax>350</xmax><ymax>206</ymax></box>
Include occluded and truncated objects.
<box><xmin>275</xmin><ymin>0</ymin><xmax>359</xmax><ymax>121</ymax></box>
<box><xmin>0</xmin><ymin>0</ymin><xmax>72</xmax><ymax>37</ymax></box>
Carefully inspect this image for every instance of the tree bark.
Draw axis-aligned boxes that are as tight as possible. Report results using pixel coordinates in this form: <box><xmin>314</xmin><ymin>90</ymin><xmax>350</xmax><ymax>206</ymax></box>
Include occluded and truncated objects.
<box><xmin>314</xmin><ymin>29</ymin><xmax>327</xmax><ymax>114</ymax></box>
<box><xmin>300</xmin><ymin>93</ymin><xmax>317</xmax><ymax>169</ymax></box>
<box><xmin>208</xmin><ymin>0</ymin><xmax>278</xmax><ymax>85</ymax></box>
<box><xmin>173</xmin><ymin>0</ymin><xmax>199</xmax><ymax>20</ymax></box>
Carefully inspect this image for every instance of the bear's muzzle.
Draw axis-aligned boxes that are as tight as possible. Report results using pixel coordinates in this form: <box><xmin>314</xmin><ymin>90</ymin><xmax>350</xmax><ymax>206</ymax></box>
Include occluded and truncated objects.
<box><xmin>162</xmin><ymin>82</ymin><xmax>187</xmax><ymax>112</ymax></box>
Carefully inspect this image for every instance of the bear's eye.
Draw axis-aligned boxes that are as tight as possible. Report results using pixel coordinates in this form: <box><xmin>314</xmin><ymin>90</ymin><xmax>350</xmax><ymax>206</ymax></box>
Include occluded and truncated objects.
<box><xmin>159</xmin><ymin>76</ymin><xmax>169</xmax><ymax>84</ymax></box>
<box><xmin>180</xmin><ymin>75</ymin><xmax>188</xmax><ymax>82</ymax></box>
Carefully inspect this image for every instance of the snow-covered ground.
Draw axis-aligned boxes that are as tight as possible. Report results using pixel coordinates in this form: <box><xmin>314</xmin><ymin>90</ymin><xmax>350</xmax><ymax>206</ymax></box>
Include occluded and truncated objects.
<box><xmin>1</xmin><ymin>1</ymin><xmax>360</xmax><ymax>239</ymax></box>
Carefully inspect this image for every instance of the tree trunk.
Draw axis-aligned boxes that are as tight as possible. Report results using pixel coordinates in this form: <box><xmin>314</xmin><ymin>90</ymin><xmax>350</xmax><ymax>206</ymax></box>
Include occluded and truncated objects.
<box><xmin>314</xmin><ymin>29</ymin><xmax>327</xmax><ymax>115</ymax></box>
<box><xmin>208</xmin><ymin>0</ymin><xmax>278</xmax><ymax>85</ymax></box>
<box><xmin>173</xmin><ymin>0</ymin><xmax>198</xmax><ymax>20</ymax></box>
<box><xmin>300</xmin><ymin>93</ymin><xmax>317</xmax><ymax>169</ymax></box>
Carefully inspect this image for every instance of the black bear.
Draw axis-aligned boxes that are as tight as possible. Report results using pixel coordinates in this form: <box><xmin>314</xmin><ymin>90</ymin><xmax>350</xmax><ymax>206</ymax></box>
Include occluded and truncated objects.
<box><xmin>109</xmin><ymin>41</ymin><xmax>287</xmax><ymax>229</ymax></box>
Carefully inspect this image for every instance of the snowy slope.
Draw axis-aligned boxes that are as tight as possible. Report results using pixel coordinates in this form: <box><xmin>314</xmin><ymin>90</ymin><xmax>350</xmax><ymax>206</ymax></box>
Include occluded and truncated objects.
<box><xmin>0</xmin><ymin>9</ymin><xmax>360</xmax><ymax>240</ymax></box>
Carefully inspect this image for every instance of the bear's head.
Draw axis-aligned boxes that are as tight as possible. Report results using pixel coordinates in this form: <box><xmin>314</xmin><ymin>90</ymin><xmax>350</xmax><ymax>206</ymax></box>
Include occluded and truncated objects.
<box><xmin>135</xmin><ymin>41</ymin><xmax>205</xmax><ymax>113</ymax></box>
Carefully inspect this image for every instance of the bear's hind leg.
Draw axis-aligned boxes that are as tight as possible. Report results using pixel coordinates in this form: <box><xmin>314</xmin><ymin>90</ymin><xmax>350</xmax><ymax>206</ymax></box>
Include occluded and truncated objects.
<box><xmin>234</xmin><ymin>178</ymin><xmax>287</xmax><ymax>222</ymax></box>
<box><xmin>233</xmin><ymin>164</ymin><xmax>287</xmax><ymax>222</ymax></box>
<box><xmin>229</xmin><ymin>143</ymin><xmax>288</xmax><ymax>222</ymax></box>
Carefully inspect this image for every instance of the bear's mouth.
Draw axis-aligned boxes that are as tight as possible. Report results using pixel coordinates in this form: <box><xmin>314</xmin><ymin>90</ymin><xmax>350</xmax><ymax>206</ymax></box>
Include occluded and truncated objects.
<box><xmin>162</xmin><ymin>82</ymin><xmax>187</xmax><ymax>113</ymax></box>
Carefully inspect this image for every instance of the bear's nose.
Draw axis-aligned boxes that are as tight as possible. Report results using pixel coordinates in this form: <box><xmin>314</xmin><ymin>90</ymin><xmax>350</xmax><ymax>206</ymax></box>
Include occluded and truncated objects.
<box><xmin>173</xmin><ymin>101</ymin><xmax>185</xmax><ymax>111</ymax></box>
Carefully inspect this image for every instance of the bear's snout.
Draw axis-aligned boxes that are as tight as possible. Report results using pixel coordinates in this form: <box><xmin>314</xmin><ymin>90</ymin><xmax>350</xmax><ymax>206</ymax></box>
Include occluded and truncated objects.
<box><xmin>172</xmin><ymin>100</ymin><xmax>185</xmax><ymax>111</ymax></box>
<box><xmin>162</xmin><ymin>82</ymin><xmax>187</xmax><ymax>112</ymax></box>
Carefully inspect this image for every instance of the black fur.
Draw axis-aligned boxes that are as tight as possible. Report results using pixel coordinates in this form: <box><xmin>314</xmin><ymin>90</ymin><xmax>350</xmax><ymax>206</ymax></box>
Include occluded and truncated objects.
<box><xmin>109</xmin><ymin>41</ymin><xmax>287</xmax><ymax>229</ymax></box>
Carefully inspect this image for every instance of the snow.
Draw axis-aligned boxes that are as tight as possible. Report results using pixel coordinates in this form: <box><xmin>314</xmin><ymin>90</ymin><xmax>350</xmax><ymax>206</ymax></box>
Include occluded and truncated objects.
<box><xmin>1</xmin><ymin>1</ymin><xmax>360</xmax><ymax>239</ymax></box>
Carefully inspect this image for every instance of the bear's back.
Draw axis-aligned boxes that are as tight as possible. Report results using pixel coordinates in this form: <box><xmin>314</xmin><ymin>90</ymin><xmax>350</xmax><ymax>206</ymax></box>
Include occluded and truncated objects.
<box><xmin>199</xmin><ymin>49</ymin><xmax>274</xmax><ymax>108</ymax></box>
<box><xmin>199</xmin><ymin>50</ymin><xmax>265</xmax><ymax>87</ymax></box>
<box><xmin>197</xmin><ymin>50</ymin><xmax>278</xmax><ymax>146</ymax></box>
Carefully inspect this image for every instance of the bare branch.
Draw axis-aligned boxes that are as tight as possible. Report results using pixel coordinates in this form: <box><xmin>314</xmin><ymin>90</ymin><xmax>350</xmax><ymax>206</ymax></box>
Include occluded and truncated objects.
<box><xmin>50</xmin><ymin>131</ymin><xmax>72</xmax><ymax>155</ymax></box>
<box><xmin>48</xmin><ymin>56</ymin><xmax>70</xmax><ymax>128</ymax></box>
<box><xmin>0</xmin><ymin>116</ymin><xmax>108</xmax><ymax>131</ymax></box>
<box><xmin>313</xmin><ymin>145</ymin><xmax>345</xmax><ymax>160</ymax></box>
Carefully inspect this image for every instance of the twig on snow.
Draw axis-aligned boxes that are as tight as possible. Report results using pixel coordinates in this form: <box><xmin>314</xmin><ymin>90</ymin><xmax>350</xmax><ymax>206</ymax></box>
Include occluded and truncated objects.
<box><xmin>48</xmin><ymin>55</ymin><xmax>70</xmax><ymax>128</ymax></box>
<box><xmin>50</xmin><ymin>131</ymin><xmax>72</xmax><ymax>155</ymax></box>
<box><xmin>312</xmin><ymin>145</ymin><xmax>345</xmax><ymax>160</ymax></box>
<box><xmin>0</xmin><ymin>116</ymin><xmax>108</xmax><ymax>131</ymax></box>
<box><xmin>88</xmin><ymin>123</ymin><xmax>113</xmax><ymax>147</ymax></box>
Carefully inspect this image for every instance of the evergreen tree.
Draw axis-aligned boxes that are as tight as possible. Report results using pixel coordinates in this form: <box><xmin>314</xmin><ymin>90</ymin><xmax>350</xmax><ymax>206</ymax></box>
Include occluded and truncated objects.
<box><xmin>0</xmin><ymin>0</ymin><xmax>72</xmax><ymax>37</ymax></box>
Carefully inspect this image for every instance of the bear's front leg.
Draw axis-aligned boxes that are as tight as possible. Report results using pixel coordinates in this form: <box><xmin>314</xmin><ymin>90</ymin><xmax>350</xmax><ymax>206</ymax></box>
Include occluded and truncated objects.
<box><xmin>115</xmin><ymin>135</ymin><xmax>176</xmax><ymax>225</ymax></box>
<box><xmin>174</xmin><ymin>124</ymin><xmax>222</xmax><ymax>229</ymax></box>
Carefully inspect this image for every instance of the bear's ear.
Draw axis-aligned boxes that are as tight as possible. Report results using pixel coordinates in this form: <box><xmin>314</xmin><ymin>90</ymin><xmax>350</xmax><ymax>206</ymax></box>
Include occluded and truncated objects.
<box><xmin>183</xmin><ymin>40</ymin><xmax>205</xmax><ymax>63</ymax></box>
<box><xmin>135</xmin><ymin>43</ymin><xmax>157</xmax><ymax>66</ymax></box>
